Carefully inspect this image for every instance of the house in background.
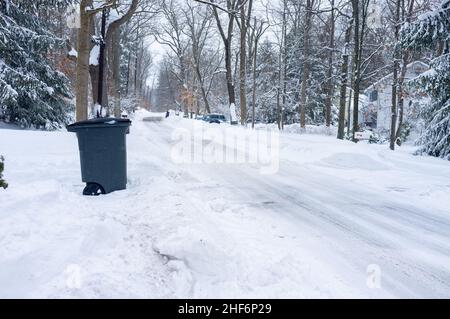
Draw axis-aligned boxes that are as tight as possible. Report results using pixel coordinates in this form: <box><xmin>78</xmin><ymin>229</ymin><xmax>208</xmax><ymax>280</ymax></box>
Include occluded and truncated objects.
<box><xmin>362</xmin><ymin>61</ymin><xmax>429</xmax><ymax>132</ymax></box>
<box><xmin>367</xmin><ymin>0</ymin><xmax>387</xmax><ymax>29</ymax></box>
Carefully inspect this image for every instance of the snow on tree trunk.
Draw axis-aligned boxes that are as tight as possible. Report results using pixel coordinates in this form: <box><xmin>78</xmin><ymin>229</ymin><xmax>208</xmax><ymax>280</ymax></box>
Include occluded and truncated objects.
<box><xmin>76</xmin><ymin>0</ymin><xmax>93</xmax><ymax>121</ymax></box>
<box><xmin>230</xmin><ymin>103</ymin><xmax>238</xmax><ymax>124</ymax></box>
<box><xmin>299</xmin><ymin>0</ymin><xmax>314</xmax><ymax>129</ymax></box>
<box><xmin>337</xmin><ymin>20</ymin><xmax>353</xmax><ymax>140</ymax></box>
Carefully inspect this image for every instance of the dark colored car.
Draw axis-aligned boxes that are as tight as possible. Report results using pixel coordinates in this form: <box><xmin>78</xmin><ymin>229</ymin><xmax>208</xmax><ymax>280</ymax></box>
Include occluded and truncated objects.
<box><xmin>203</xmin><ymin>114</ymin><xmax>227</xmax><ymax>124</ymax></box>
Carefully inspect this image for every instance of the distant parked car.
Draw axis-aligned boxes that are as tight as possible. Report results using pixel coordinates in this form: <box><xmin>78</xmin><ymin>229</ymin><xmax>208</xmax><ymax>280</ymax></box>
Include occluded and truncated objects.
<box><xmin>203</xmin><ymin>114</ymin><xmax>227</xmax><ymax>124</ymax></box>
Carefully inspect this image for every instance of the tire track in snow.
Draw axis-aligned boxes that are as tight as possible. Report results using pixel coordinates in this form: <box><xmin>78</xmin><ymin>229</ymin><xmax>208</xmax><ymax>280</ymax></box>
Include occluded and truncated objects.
<box><xmin>141</xmin><ymin>119</ymin><xmax>450</xmax><ymax>298</ymax></box>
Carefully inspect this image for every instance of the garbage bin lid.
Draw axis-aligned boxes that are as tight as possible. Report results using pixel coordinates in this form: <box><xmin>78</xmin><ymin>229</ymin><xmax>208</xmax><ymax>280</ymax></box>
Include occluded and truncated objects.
<box><xmin>67</xmin><ymin>117</ymin><xmax>131</xmax><ymax>131</ymax></box>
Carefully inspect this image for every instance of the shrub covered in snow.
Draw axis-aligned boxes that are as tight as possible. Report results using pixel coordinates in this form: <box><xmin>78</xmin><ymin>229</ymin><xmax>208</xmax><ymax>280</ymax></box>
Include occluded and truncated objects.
<box><xmin>0</xmin><ymin>155</ymin><xmax>7</xmax><ymax>189</ymax></box>
<box><xmin>120</xmin><ymin>96</ymin><xmax>140</xmax><ymax>114</ymax></box>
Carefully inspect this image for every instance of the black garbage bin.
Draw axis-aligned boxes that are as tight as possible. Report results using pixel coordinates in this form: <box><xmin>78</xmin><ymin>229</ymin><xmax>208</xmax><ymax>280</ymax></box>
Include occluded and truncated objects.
<box><xmin>67</xmin><ymin>118</ymin><xmax>132</xmax><ymax>195</ymax></box>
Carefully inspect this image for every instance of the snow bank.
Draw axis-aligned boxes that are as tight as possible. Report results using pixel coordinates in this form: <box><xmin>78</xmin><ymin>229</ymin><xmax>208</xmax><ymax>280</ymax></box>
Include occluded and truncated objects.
<box><xmin>255</xmin><ymin>122</ymin><xmax>337</xmax><ymax>136</ymax></box>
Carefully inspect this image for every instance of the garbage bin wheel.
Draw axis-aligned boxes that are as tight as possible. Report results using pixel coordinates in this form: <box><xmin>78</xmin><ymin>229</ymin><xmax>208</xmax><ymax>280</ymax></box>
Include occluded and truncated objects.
<box><xmin>83</xmin><ymin>183</ymin><xmax>105</xmax><ymax>196</ymax></box>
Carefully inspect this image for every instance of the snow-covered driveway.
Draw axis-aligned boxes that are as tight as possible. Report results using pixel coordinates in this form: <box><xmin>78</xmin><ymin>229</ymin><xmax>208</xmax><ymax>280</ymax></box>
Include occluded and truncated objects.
<box><xmin>1</xmin><ymin>111</ymin><xmax>450</xmax><ymax>298</ymax></box>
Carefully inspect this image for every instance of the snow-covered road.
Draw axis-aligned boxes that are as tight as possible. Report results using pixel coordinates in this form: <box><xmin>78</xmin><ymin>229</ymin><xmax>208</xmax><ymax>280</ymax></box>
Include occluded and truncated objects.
<box><xmin>1</xmin><ymin>110</ymin><xmax>450</xmax><ymax>298</ymax></box>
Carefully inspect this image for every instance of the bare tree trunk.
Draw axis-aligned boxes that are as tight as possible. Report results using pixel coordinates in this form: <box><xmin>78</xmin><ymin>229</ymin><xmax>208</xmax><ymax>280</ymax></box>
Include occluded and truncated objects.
<box><xmin>134</xmin><ymin>33</ymin><xmax>140</xmax><ymax>96</ymax></box>
<box><xmin>195</xmin><ymin>83</ymin><xmax>201</xmax><ymax>115</ymax></box>
<box><xmin>105</xmin><ymin>1</ymin><xmax>139</xmax><ymax>115</ymax></box>
<box><xmin>180</xmin><ymin>56</ymin><xmax>189</xmax><ymax>117</ymax></box>
<box><xmin>390</xmin><ymin>0</ymin><xmax>401</xmax><ymax>150</ymax></box>
<box><xmin>395</xmin><ymin>52</ymin><xmax>408</xmax><ymax>144</ymax></box>
<box><xmin>90</xmin><ymin>65</ymin><xmax>99</xmax><ymax>106</ymax></box>
<box><xmin>299</xmin><ymin>0</ymin><xmax>314</xmax><ymax>129</ymax></box>
<box><xmin>185</xmin><ymin>2</ymin><xmax>213</xmax><ymax>114</ymax></box>
<box><xmin>246</xmin><ymin>15</ymin><xmax>267</xmax><ymax>129</ymax></box>
<box><xmin>276</xmin><ymin>48</ymin><xmax>282</xmax><ymax>129</ymax></box>
<box><xmin>238</xmin><ymin>0</ymin><xmax>253</xmax><ymax>125</ymax></box>
<box><xmin>396</xmin><ymin>0</ymin><xmax>415</xmax><ymax>143</ymax></box>
<box><xmin>211</xmin><ymin>0</ymin><xmax>238</xmax><ymax>123</ymax></box>
<box><xmin>83</xmin><ymin>0</ymin><xmax>139</xmax><ymax>119</ymax></box>
<box><xmin>337</xmin><ymin>19</ymin><xmax>353</xmax><ymax>139</ymax></box>
<box><xmin>325</xmin><ymin>0</ymin><xmax>335</xmax><ymax>127</ymax></box>
<box><xmin>97</xmin><ymin>9</ymin><xmax>108</xmax><ymax>117</ymax></box>
<box><xmin>347</xmin><ymin>65</ymin><xmax>353</xmax><ymax>136</ymax></box>
<box><xmin>112</xmin><ymin>29</ymin><xmax>121</xmax><ymax>117</ymax></box>
<box><xmin>277</xmin><ymin>0</ymin><xmax>287</xmax><ymax>130</ymax></box>
<box><xmin>239</xmin><ymin>2</ymin><xmax>247</xmax><ymax>125</ymax></box>
<box><xmin>347</xmin><ymin>92</ymin><xmax>353</xmax><ymax>134</ymax></box>
<box><xmin>75</xmin><ymin>0</ymin><xmax>93</xmax><ymax>121</ymax></box>
<box><xmin>251</xmin><ymin>25</ymin><xmax>258</xmax><ymax>129</ymax></box>
<box><xmin>196</xmin><ymin>68</ymin><xmax>211</xmax><ymax>114</ymax></box>
<box><xmin>281</xmin><ymin>0</ymin><xmax>287</xmax><ymax>130</ymax></box>
<box><xmin>351</xmin><ymin>0</ymin><xmax>368</xmax><ymax>141</ymax></box>
<box><xmin>191</xmin><ymin>33</ymin><xmax>211</xmax><ymax>113</ymax></box>
<box><xmin>125</xmin><ymin>50</ymin><xmax>131</xmax><ymax>96</ymax></box>
<box><xmin>224</xmin><ymin>40</ymin><xmax>237</xmax><ymax>113</ymax></box>
<box><xmin>351</xmin><ymin>0</ymin><xmax>360</xmax><ymax>140</ymax></box>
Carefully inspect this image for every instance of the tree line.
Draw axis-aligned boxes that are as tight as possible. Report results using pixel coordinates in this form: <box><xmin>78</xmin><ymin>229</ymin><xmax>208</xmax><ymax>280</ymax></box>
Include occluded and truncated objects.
<box><xmin>153</xmin><ymin>0</ymin><xmax>446</xmax><ymax>152</ymax></box>
<box><xmin>0</xmin><ymin>0</ymin><xmax>448</xmax><ymax>159</ymax></box>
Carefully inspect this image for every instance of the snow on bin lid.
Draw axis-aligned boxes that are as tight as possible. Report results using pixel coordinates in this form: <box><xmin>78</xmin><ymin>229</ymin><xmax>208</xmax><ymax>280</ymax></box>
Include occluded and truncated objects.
<box><xmin>66</xmin><ymin>117</ymin><xmax>131</xmax><ymax>131</ymax></box>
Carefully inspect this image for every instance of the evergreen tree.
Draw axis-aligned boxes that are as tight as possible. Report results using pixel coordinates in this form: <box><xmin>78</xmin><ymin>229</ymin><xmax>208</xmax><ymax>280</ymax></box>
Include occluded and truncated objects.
<box><xmin>0</xmin><ymin>0</ymin><xmax>73</xmax><ymax>129</ymax></box>
<box><xmin>254</xmin><ymin>40</ymin><xmax>278</xmax><ymax>123</ymax></box>
<box><xmin>400</xmin><ymin>1</ymin><xmax>450</xmax><ymax>159</ymax></box>
<box><xmin>284</xmin><ymin>17</ymin><xmax>328</xmax><ymax>125</ymax></box>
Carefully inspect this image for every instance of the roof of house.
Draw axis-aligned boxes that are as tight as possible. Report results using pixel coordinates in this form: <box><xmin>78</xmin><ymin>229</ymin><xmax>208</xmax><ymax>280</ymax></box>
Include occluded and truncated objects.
<box><xmin>364</xmin><ymin>61</ymin><xmax>429</xmax><ymax>93</ymax></box>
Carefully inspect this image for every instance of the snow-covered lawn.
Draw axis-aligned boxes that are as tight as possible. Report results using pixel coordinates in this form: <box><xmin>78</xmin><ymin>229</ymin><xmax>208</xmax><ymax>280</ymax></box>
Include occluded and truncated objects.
<box><xmin>1</xmin><ymin>110</ymin><xmax>450</xmax><ymax>298</ymax></box>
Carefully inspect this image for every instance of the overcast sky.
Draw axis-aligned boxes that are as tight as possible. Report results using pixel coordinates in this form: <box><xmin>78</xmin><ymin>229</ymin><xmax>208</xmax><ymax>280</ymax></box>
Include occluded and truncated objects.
<box><xmin>144</xmin><ymin>0</ymin><xmax>278</xmax><ymax>88</ymax></box>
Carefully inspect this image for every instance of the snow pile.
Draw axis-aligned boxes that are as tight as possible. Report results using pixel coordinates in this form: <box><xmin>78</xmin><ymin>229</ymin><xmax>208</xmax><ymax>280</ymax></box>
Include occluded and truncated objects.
<box><xmin>68</xmin><ymin>48</ymin><xmax>78</xmax><ymax>58</ymax></box>
<box><xmin>254</xmin><ymin>122</ymin><xmax>337</xmax><ymax>136</ymax></box>
<box><xmin>1</xmin><ymin>110</ymin><xmax>450</xmax><ymax>298</ymax></box>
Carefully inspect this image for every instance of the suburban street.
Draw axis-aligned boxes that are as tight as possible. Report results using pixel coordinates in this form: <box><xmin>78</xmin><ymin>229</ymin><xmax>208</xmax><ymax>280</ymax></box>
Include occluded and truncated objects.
<box><xmin>1</xmin><ymin>111</ymin><xmax>450</xmax><ymax>298</ymax></box>
<box><xmin>142</xmin><ymin>115</ymin><xmax>450</xmax><ymax>298</ymax></box>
